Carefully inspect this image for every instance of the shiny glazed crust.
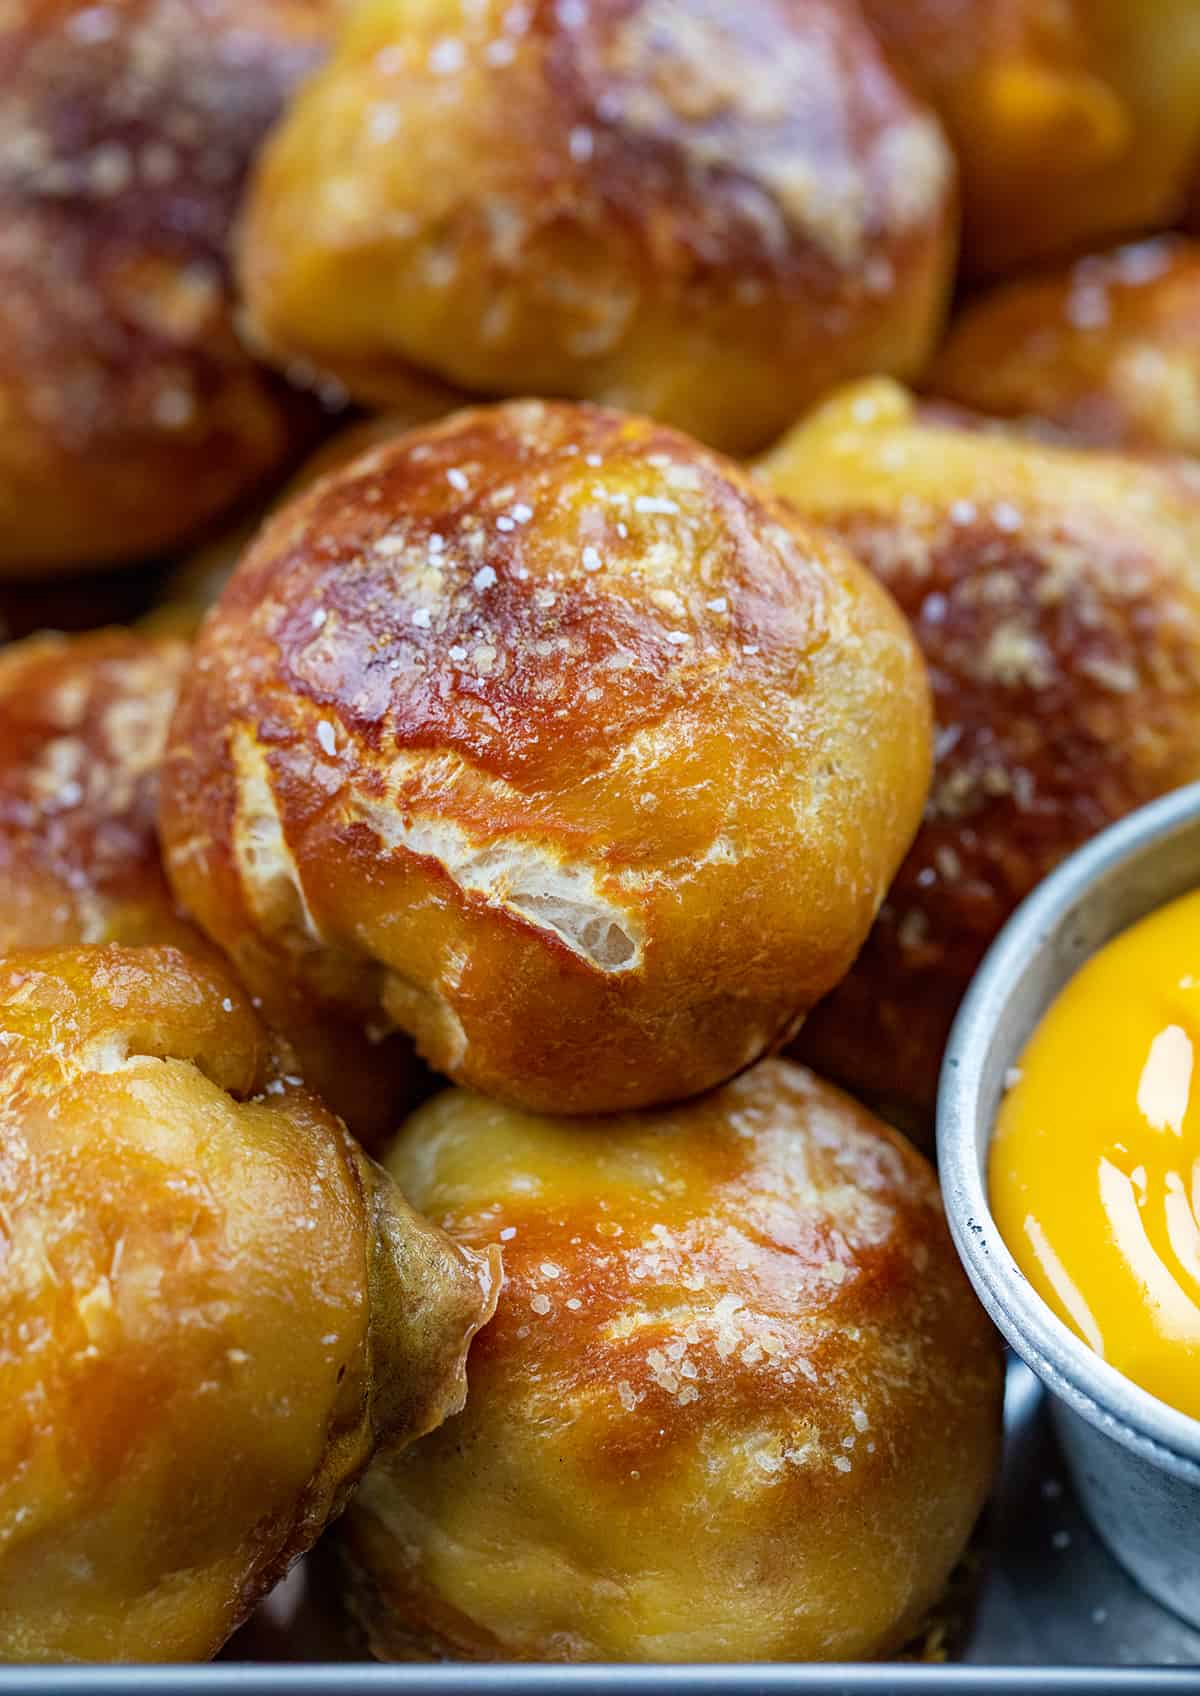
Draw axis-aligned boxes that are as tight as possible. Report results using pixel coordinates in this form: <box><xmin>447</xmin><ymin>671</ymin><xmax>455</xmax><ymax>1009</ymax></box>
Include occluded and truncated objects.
<box><xmin>0</xmin><ymin>943</ymin><xmax>499</xmax><ymax>1664</ymax></box>
<box><xmin>149</xmin><ymin>402</ymin><xmax>466</xmax><ymax>638</ymax></box>
<box><xmin>339</xmin><ymin>1059</ymin><xmax>1003</xmax><ymax>1663</ymax></box>
<box><xmin>161</xmin><ymin>399</ymin><xmax>932</xmax><ymax>1116</ymax></box>
<box><xmin>860</xmin><ymin>0</ymin><xmax>1200</xmax><ymax>277</ymax></box>
<box><xmin>236</xmin><ymin>0</ymin><xmax>956</xmax><ymax>453</ymax></box>
<box><xmin>759</xmin><ymin>379</ymin><xmax>1200</xmax><ymax>1122</ymax></box>
<box><xmin>0</xmin><ymin>625</ymin><xmax>417</xmax><ymax>1144</ymax></box>
<box><xmin>0</xmin><ymin>0</ymin><xmax>335</xmax><ymax>574</ymax></box>
<box><xmin>928</xmin><ymin>236</ymin><xmax>1200</xmax><ymax>457</ymax></box>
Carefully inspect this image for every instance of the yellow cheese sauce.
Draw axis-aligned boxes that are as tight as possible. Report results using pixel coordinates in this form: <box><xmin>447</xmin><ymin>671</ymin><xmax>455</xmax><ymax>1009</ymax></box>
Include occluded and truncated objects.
<box><xmin>990</xmin><ymin>887</ymin><xmax>1200</xmax><ymax>1421</ymax></box>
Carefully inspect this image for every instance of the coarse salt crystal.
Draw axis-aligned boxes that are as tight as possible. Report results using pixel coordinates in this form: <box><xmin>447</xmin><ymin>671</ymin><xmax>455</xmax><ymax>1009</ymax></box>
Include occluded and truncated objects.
<box><xmin>706</xmin><ymin>596</ymin><xmax>728</xmax><ymax>613</ymax></box>
<box><xmin>473</xmin><ymin>565</ymin><xmax>497</xmax><ymax>590</ymax></box>
<box><xmin>530</xmin><ymin>1293</ymin><xmax>551</xmax><ymax>1315</ymax></box>
<box><xmin>412</xmin><ymin>607</ymin><xmax>432</xmax><ymax>628</ymax></box>
<box><xmin>316</xmin><ymin>720</ymin><xmax>337</xmax><ymax>756</ymax></box>
<box><xmin>428</xmin><ymin>37</ymin><xmax>465</xmax><ymax>73</ymax></box>
<box><xmin>447</xmin><ymin>468</ymin><xmax>469</xmax><ymax>491</ymax></box>
<box><xmin>68</xmin><ymin>7</ymin><xmax>117</xmax><ymax>42</ymax></box>
<box><xmin>582</xmin><ymin>546</ymin><xmax>602</xmax><ymax>571</ymax></box>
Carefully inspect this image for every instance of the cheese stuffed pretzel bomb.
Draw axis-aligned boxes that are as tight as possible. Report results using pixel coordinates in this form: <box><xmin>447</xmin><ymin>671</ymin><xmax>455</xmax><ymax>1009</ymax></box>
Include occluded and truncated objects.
<box><xmin>235</xmin><ymin>0</ymin><xmax>957</xmax><ymax>455</ymax></box>
<box><xmin>0</xmin><ymin>943</ymin><xmax>499</xmax><ymax>1663</ymax></box>
<box><xmin>0</xmin><ymin>625</ymin><xmax>416</xmax><ymax>1143</ymax></box>
<box><xmin>0</xmin><ymin>0</ymin><xmax>335</xmax><ymax>575</ymax></box>
<box><xmin>928</xmin><ymin>237</ymin><xmax>1200</xmax><ymax>459</ymax></box>
<box><xmin>758</xmin><ymin>378</ymin><xmax>1200</xmax><ymax>1127</ymax></box>
<box><xmin>859</xmin><ymin>0</ymin><xmax>1200</xmax><ymax>279</ymax></box>
<box><xmin>160</xmin><ymin>399</ymin><xmax>932</xmax><ymax>1116</ymax></box>
<box><xmin>0</xmin><ymin>628</ymin><xmax>193</xmax><ymax>953</ymax></box>
<box><xmin>337</xmin><ymin>1060</ymin><xmax>1003</xmax><ymax>1662</ymax></box>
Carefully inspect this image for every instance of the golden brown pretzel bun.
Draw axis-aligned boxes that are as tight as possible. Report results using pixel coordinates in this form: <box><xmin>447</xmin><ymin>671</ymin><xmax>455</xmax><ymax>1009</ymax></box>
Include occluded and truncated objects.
<box><xmin>927</xmin><ymin>237</ymin><xmax>1200</xmax><ymax>457</ymax></box>
<box><xmin>236</xmin><ymin>0</ymin><xmax>956</xmax><ymax>454</ymax></box>
<box><xmin>149</xmin><ymin>404</ymin><xmax>464</xmax><ymax>638</ymax></box>
<box><xmin>0</xmin><ymin>943</ymin><xmax>499</xmax><ymax>1664</ymax></box>
<box><xmin>338</xmin><ymin>1059</ymin><xmax>1003</xmax><ymax>1663</ymax></box>
<box><xmin>0</xmin><ymin>629</ymin><xmax>193</xmax><ymax>951</ymax></box>
<box><xmin>0</xmin><ymin>0</ymin><xmax>337</xmax><ymax>577</ymax></box>
<box><xmin>757</xmin><ymin>379</ymin><xmax>1200</xmax><ymax>1125</ymax></box>
<box><xmin>859</xmin><ymin>0</ymin><xmax>1200</xmax><ymax>279</ymax></box>
<box><xmin>161</xmin><ymin>399</ymin><xmax>932</xmax><ymax>1116</ymax></box>
<box><xmin>0</xmin><ymin>625</ymin><xmax>417</xmax><ymax>1143</ymax></box>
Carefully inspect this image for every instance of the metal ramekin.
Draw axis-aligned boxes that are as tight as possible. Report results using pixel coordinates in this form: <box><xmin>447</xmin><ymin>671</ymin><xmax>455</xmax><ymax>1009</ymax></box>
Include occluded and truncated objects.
<box><xmin>938</xmin><ymin>782</ymin><xmax>1200</xmax><ymax>1630</ymax></box>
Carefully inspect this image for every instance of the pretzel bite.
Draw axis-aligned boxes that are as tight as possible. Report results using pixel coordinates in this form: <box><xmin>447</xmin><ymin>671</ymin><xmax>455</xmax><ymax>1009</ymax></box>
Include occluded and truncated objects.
<box><xmin>860</xmin><ymin>0</ymin><xmax>1200</xmax><ymax>278</ymax></box>
<box><xmin>758</xmin><ymin>378</ymin><xmax>1200</xmax><ymax>1125</ymax></box>
<box><xmin>161</xmin><ymin>400</ymin><xmax>932</xmax><ymax>1116</ymax></box>
<box><xmin>0</xmin><ymin>626</ymin><xmax>416</xmax><ymax>1143</ymax></box>
<box><xmin>236</xmin><ymin>0</ymin><xmax>956</xmax><ymax>454</ymax></box>
<box><xmin>928</xmin><ymin>237</ymin><xmax>1200</xmax><ymax>458</ymax></box>
<box><xmin>338</xmin><ymin>1059</ymin><xmax>1003</xmax><ymax>1662</ymax></box>
<box><xmin>0</xmin><ymin>0</ymin><xmax>337</xmax><ymax>576</ymax></box>
<box><xmin>0</xmin><ymin>943</ymin><xmax>499</xmax><ymax>1663</ymax></box>
<box><xmin>0</xmin><ymin>629</ymin><xmax>193</xmax><ymax>951</ymax></box>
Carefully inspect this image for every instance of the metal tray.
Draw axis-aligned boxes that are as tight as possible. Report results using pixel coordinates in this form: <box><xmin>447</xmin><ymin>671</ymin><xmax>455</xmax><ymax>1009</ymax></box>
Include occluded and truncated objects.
<box><xmin>2</xmin><ymin>1361</ymin><xmax>1197</xmax><ymax>1693</ymax></box>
